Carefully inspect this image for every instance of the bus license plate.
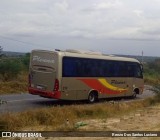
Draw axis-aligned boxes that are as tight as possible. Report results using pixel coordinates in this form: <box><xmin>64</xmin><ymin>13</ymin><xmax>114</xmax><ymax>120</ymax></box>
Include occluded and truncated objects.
<box><xmin>37</xmin><ymin>85</ymin><xmax>44</xmax><ymax>90</ymax></box>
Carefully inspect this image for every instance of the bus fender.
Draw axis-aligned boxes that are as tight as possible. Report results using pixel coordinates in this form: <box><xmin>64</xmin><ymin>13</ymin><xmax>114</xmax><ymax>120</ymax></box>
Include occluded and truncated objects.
<box><xmin>131</xmin><ymin>88</ymin><xmax>139</xmax><ymax>99</ymax></box>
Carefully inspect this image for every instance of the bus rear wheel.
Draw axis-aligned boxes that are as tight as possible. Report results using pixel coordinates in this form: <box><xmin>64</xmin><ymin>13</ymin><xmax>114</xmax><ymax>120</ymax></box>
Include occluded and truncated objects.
<box><xmin>88</xmin><ymin>91</ymin><xmax>98</xmax><ymax>103</ymax></box>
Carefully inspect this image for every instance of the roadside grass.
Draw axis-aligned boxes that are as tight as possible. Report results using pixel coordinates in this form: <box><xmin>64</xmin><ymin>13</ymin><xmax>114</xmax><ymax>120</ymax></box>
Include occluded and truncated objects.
<box><xmin>144</xmin><ymin>74</ymin><xmax>160</xmax><ymax>85</ymax></box>
<box><xmin>0</xmin><ymin>98</ymin><xmax>155</xmax><ymax>131</ymax></box>
<box><xmin>149</xmin><ymin>85</ymin><xmax>160</xmax><ymax>103</ymax></box>
<box><xmin>0</xmin><ymin>72</ymin><xmax>28</xmax><ymax>94</ymax></box>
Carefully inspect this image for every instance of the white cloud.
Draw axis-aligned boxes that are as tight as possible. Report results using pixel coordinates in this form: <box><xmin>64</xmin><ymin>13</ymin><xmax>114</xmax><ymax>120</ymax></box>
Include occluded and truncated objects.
<box><xmin>93</xmin><ymin>0</ymin><xmax>123</xmax><ymax>10</ymax></box>
<box><xmin>49</xmin><ymin>0</ymin><xmax>69</xmax><ymax>14</ymax></box>
<box><xmin>0</xmin><ymin>0</ymin><xmax>160</xmax><ymax>56</ymax></box>
<box><xmin>133</xmin><ymin>10</ymin><xmax>143</xmax><ymax>17</ymax></box>
<box><xmin>1</xmin><ymin>0</ymin><xmax>160</xmax><ymax>40</ymax></box>
<box><xmin>21</xmin><ymin>0</ymin><xmax>43</xmax><ymax>2</ymax></box>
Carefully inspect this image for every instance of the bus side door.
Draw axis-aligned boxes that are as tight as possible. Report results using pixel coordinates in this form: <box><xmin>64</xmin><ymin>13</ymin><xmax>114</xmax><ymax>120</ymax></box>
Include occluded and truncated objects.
<box><xmin>61</xmin><ymin>78</ymin><xmax>77</xmax><ymax>100</ymax></box>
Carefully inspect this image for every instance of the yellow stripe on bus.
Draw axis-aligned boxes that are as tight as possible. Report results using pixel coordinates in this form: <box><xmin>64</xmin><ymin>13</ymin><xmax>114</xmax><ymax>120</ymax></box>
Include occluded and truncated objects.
<box><xmin>98</xmin><ymin>78</ymin><xmax>127</xmax><ymax>91</ymax></box>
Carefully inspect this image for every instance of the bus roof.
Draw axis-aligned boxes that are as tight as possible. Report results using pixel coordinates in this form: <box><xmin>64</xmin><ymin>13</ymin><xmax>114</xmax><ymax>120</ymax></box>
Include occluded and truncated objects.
<box><xmin>32</xmin><ymin>49</ymin><xmax>140</xmax><ymax>63</ymax></box>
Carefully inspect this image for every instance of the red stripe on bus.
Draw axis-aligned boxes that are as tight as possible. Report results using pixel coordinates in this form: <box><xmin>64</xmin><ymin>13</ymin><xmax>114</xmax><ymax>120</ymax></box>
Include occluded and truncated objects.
<box><xmin>78</xmin><ymin>78</ymin><xmax>126</xmax><ymax>94</ymax></box>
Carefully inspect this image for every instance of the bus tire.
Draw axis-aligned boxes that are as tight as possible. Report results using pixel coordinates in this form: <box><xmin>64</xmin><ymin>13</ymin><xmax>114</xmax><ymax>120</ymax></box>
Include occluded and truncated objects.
<box><xmin>88</xmin><ymin>91</ymin><xmax>98</xmax><ymax>103</ymax></box>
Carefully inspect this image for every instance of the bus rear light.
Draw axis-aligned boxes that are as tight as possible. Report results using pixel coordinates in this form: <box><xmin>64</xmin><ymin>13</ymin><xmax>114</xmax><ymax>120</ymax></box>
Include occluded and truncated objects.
<box><xmin>54</xmin><ymin>79</ymin><xmax>59</xmax><ymax>91</ymax></box>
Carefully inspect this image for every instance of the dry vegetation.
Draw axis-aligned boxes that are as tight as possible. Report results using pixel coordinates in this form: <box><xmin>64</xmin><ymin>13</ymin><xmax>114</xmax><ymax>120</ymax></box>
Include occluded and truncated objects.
<box><xmin>143</xmin><ymin>59</ymin><xmax>160</xmax><ymax>85</ymax></box>
<box><xmin>0</xmin><ymin>54</ymin><xmax>29</xmax><ymax>94</ymax></box>
<box><xmin>0</xmin><ymin>98</ymin><xmax>155</xmax><ymax>131</ymax></box>
<box><xmin>0</xmin><ymin>72</ymin><xmax>28</xmax><ymax>94</ymax></box>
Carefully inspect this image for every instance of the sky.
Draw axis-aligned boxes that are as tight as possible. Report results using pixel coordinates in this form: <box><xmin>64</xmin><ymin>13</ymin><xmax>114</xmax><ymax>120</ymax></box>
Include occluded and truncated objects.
<box><xmin>0</xmin><ymin>0</ymin><xmax>160</xmax><ymax>56</ymax></box>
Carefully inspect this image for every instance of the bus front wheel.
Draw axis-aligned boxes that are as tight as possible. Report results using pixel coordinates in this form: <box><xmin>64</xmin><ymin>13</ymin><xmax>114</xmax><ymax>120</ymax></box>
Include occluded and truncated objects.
<box><xmin>131</xmin><ymin>90</ymin><xmax>138</xmax><ymax>99</ymax></box>
<box><xmin>88</xmin><ymin>91</ymin><xmax>98</xmax><ymax>103</ymax></box>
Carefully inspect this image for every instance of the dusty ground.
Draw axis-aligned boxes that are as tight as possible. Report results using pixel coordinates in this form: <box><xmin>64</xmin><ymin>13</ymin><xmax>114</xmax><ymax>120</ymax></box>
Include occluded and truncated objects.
<box><xmin>77</xmin><ymin>105</ymin><xmax>160</xmax><ymax>131</ymax></box>
<box><xmin>5</xmin><ymin>104</ymin><xmax>160</xmax><ymax>140</ymax></box>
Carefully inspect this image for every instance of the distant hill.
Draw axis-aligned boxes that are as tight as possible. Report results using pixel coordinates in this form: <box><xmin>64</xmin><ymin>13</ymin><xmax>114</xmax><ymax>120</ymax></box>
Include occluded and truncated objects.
<box><xmin>113</xmin><ymin>54</ymin><xmax>159</xmax><ymax>63</ymax></box>
<box><xmin>1</xmin><ymin>51</ymin><xmax>159</xmax><ymax>63</ymax></box>
<box><xmin>2</xmin><ymin>51</ymin><xmax>26</xmax><ymax>57</ymax></box>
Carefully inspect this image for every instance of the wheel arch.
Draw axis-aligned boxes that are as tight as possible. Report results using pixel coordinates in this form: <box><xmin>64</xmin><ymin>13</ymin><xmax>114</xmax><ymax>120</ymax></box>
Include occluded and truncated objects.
<box><xmin>88</xmin><ymin>89</ymin><xmax>99</xmax><ymax>97</ymax></box>
<box><xmin>133</xmin><ymin>88</ymin><xmax>140</xmax><ymax>95</ymax></box>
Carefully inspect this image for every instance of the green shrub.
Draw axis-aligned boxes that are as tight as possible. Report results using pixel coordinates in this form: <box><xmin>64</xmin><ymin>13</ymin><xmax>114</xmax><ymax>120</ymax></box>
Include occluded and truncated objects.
<box><xmin>0</xmin><ymin>59</ymin><xmax>22</xmax><ymax>81</ymax></box>
<box><xmin>143</xmin><ymin>59</ymin><xmax>160</xmax><ymax>85</ymax></box>
<box><xmin>21</xmin><ymin>53</ymin><xmax>30</xmax><ymax>71</ymax></box>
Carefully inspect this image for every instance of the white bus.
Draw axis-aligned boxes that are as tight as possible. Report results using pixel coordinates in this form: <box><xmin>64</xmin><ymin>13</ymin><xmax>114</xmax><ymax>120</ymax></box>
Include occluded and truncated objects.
<box><xmin>28</xmin><ymin>49</ymin><xmax>144</xmax><ymax>103</ymax></box>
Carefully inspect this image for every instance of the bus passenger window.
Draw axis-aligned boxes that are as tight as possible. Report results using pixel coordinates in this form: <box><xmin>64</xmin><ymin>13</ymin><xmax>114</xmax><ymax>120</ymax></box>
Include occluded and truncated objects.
<box><xmin>63</xmin><ymin>58</ymin><xmax>77</xmax><ymax>77</ymax></box>
<box><xmin>127</xmin><ymin>64</ymin><xmax>134</xmax><ymax>77</ymax></box>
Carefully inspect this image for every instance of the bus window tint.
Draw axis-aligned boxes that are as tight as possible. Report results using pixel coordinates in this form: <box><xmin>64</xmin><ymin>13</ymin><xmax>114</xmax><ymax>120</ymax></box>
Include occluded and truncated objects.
<box><xmin>127</xmin><ymin>63</ymin><xmax>134</xmax><ymax>77</ymax></box>
<box><xmin>62</xmin><ymin>57</ymin><xmax>143</xmax><ymax>78</ymax></box>
<box><xmin>126</xmin><ymin>63</ymin><xmax>143</xmax><ymax>78</ymax></box>
<box><xmin>134</xmin><ymin>64</ymin><xmax>143</xmax><ymax>78</ymax></box>
<box><xmin>63</xmin><ymin>57</ymin><xmax>76</xmax><ymax>77</ymax></box>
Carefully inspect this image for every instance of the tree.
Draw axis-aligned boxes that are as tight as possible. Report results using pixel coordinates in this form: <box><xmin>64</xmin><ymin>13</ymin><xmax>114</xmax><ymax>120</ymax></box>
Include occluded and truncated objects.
<box><xmin>21</xmin><ymin>53</ymin><xmax>30</xmax><ymax>70</ymax></box>
<box><xmin>0</xmin><ymin>59</ymin><xmax>22</xmax><ymax>81</ymax></box>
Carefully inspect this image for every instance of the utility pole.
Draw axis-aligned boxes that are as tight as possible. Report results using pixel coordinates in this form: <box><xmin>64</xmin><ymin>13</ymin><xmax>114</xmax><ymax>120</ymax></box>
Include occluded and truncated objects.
<box><xmin>141</xmin><ymin>50</ymin><xmax>143</xmax><ymax>64</ymax></box>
